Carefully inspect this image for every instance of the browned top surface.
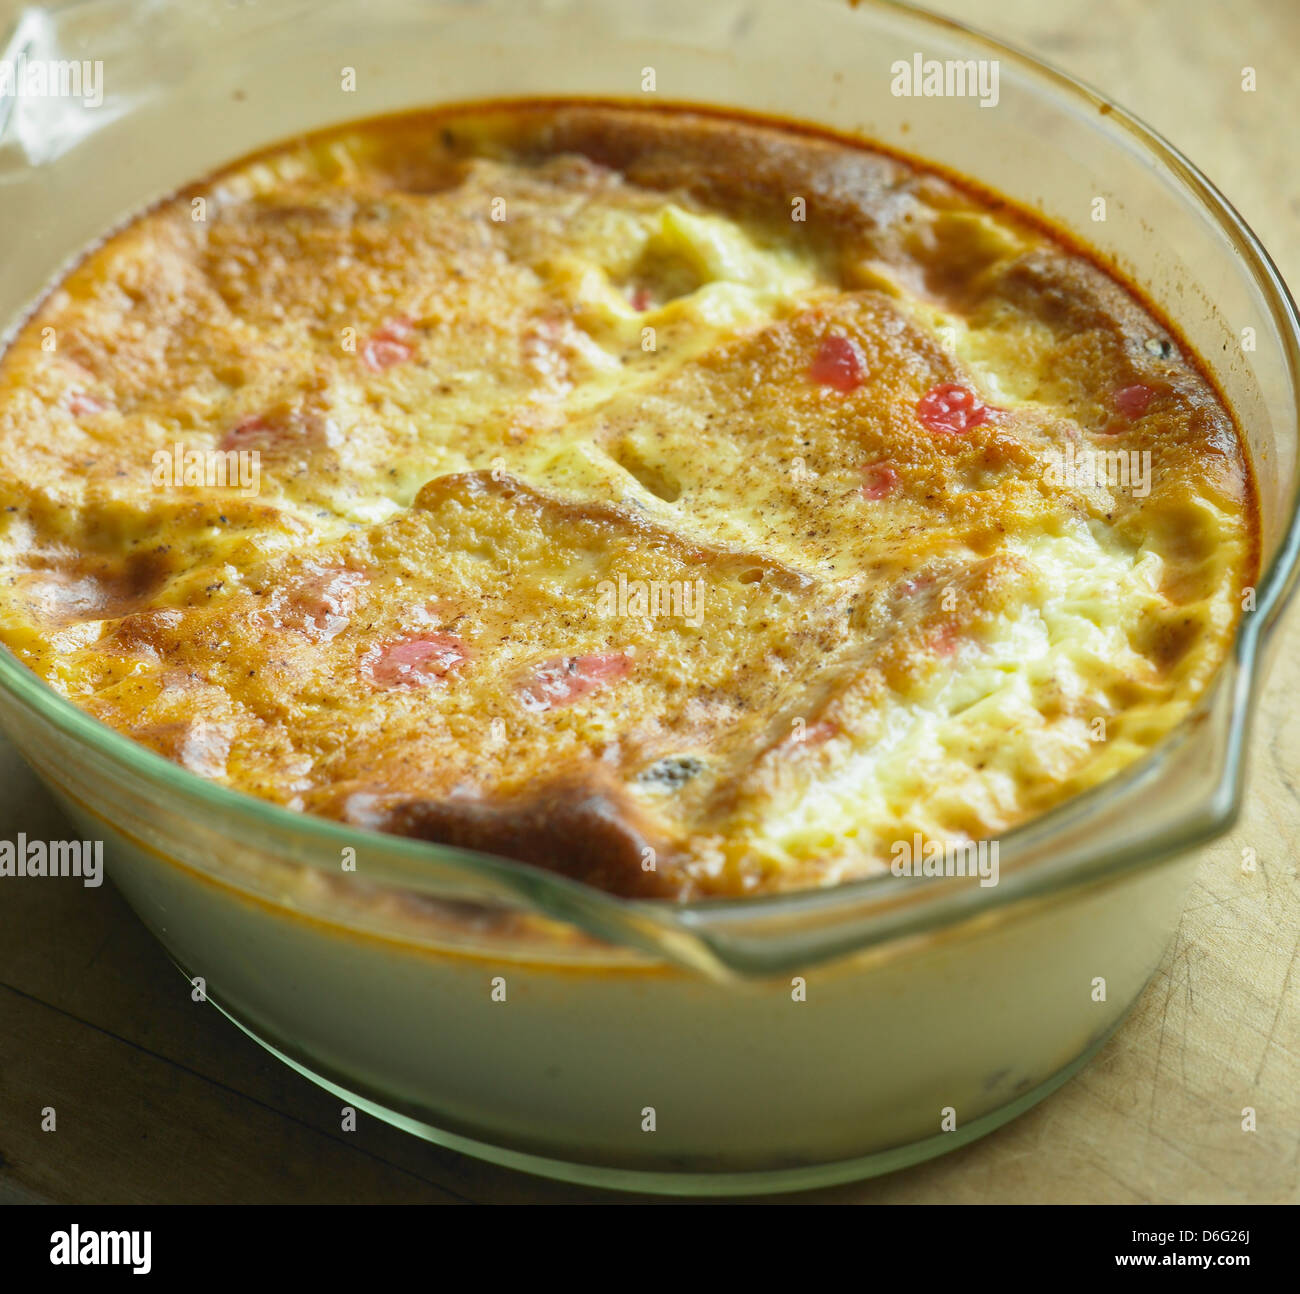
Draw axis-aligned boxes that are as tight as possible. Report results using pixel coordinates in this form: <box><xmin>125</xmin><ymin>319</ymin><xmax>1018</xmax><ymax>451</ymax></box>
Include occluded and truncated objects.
<box><xmin>0</xmin><ymin>102</ymin><xmax>1256</xmax><ymax>897</ymax></box>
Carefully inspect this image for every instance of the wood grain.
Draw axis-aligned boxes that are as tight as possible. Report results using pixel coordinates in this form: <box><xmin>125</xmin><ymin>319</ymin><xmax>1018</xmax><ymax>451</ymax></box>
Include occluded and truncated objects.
<box><xmin>0</xmin><ymin>0</ymin><xmax>1296</xmax><ymax>1203</ymax></box>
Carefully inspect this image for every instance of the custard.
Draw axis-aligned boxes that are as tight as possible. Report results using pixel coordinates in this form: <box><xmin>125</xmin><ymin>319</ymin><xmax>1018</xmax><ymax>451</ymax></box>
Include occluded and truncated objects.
<box><xmin>0</xmin><ymin>103</ymin><xmax>1256</xmax><ymax>897</ymax></box>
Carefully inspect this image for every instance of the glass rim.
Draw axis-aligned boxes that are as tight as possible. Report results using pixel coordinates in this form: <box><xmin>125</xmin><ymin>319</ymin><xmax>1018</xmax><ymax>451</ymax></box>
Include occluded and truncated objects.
<box><xmin>1</xmin><ymin>0</ymin><xmax>1297</xmax><ymax>960</ymax></box>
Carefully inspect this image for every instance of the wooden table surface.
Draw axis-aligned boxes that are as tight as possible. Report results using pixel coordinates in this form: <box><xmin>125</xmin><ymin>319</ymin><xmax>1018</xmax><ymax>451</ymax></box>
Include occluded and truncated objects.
<box><xmin>1</xmin><ymin>0</ymin><xmax>1297</xmax><ymax>1204</ymax></box>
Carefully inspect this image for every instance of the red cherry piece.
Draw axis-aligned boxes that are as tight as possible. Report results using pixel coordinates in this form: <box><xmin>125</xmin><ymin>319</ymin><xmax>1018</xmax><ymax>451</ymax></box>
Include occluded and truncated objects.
<box><xmin>278</xmin><ymin>568</ymin><xmax>367</xmax><ymax>640</ymax></box>
<box><xmin>916</xmin><ymin>382</ymin><xmax>990</xmax><ymax>434</ymax></box>
<box><xmin>361</xmin><ymin>318</ymin><xmax>416</xmax><ymax>372</ymax></box>
<box><xmin>220</xmin><ymin>414</ymin><xmax>273</xmax><ymax>453</ymax></box>
<box><xmin>860</xmin><ymin>462</ymin><xmax>900</xmax><ymax>500</ymax></box>
<box><xmin>518</xmin><ymin>652</ymin><xmax>632</xmax><ymax>712</ymax></box>
<box><xmin>363</xmin><ymin>632</ymin><xmax>468</xmax><ymax>688</ymax></box>
<box><xmin>810</xmin><ymin>334</ymin><xmax>865</xmax><ymax>392</ymax></box>
<box><xmin>929</xmin><ymin>622</ymin><xmax>961</xmax><ymax>658</ymax></box>
<box><xmin>67</xmin><ymin>391</ymin><xmax>108</xmax><ymax>417</ymax></box>
<box><xmin>362</xmin><ymin>337</ymin><xmax>413</xmax><ymax>372</ymax></box>
<box><xmin>1113</xmin><ymin>383</ymin><xmax>1155</xmax><ymax>418</ymax></box>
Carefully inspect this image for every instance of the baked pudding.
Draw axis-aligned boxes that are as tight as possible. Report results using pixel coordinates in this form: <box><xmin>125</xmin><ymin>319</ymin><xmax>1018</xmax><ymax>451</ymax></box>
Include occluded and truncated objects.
<box><xmin>0</xmin><ymin>102</ymin><xmax>1257</xmax><ymax>899</ymax></box>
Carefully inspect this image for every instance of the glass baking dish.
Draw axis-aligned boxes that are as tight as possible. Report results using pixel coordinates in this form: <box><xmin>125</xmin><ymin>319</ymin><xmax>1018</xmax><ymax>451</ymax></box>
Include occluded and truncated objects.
<box><xmin>0</xmin><ymin>0</ymin><xmax>1296</xmax><ymax>1195</ymax></box>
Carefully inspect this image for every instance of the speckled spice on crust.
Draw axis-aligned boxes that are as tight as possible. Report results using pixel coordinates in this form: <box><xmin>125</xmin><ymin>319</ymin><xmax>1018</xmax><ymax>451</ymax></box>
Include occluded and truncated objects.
<box><xmin>0</xmin><ymin>103</ymin><xmax>1257</xmax><ymax>898</ymax></box>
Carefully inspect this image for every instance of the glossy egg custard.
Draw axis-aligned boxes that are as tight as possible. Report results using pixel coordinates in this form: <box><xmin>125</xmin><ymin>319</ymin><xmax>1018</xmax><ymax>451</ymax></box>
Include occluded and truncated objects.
<box><xmin>0</xmin><ymin>104</ymin><xmax>1257</xmax><ymax>898</ymax></box>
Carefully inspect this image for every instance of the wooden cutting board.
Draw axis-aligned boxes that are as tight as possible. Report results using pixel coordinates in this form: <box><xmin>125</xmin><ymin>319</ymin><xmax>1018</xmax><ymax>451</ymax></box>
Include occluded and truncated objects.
<box><xmin>0</xmin><ymin>0</ymin><xmax>1295</xmax><ymax>1203</ymax></box>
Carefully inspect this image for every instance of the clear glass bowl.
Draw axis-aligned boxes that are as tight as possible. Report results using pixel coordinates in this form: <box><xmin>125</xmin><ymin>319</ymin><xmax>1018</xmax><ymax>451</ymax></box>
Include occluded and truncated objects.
<box><xmin>1</xmin><ymin>0</ymin><xmax>1296</xmax><ymax>1194</ymax></box>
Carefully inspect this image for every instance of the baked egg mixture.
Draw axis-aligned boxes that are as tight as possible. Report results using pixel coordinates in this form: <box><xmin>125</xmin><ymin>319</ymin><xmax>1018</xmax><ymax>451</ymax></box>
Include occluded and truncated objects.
<box><xmin>0</xmin><ymin>104</ymin><xmax>1257</xmax><ymax>898</ymax></box>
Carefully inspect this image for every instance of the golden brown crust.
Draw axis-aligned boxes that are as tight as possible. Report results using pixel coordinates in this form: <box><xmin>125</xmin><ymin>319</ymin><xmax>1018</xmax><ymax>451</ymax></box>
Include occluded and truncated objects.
<box><xmin>0</xmin><ymin>102</ymin><xmax>1257</xmax><ymax>898</ymax></box>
